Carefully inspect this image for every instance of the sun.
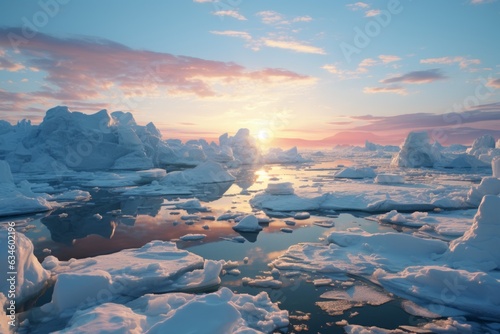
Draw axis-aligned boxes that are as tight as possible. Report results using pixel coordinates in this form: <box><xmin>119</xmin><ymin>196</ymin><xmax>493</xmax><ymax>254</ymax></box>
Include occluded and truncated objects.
<box><xmin>257</xmin><ymin>129</ymin><xmax>273</xmax><ymax>143</ymax></box>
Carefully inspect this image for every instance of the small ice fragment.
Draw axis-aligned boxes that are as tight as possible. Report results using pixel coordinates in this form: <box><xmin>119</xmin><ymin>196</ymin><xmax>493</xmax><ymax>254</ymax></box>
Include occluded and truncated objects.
<box><xmin>294</xmin><ymin>212</ymin><xmax>310</xmax><ymax>220</ymax></box>
<box><xmin>179</xmin><ymin>234</ymin><xmax>206</xmax><ymax>241</ymax></box>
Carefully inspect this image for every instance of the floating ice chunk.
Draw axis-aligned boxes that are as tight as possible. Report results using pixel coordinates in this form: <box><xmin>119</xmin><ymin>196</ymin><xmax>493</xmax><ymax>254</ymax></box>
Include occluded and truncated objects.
<box><xmin>179</xmin><ymin>234</ymin><xmax>206</xmax><ymax>241</ymax></box>
<box><xmin>50</xmin><ymin>190</ymin><xmax>91</xmax><ymax>201</ymax></box>
<box><xmin>232</xmin><ymin>215</ymin><xmax>263</xmax><ymax>233</ymax></box>
<box><xmin>313</xmin><ymin>220</ymin><xmax>335</xmax><ymax>228</ymax></box>
<box><xmin>280</xmin><ymin>228</ymin><xmax>293</xmax><ymax>233</ymax></box>
<box><xmin>220</xmin><ymin>128</ymin><xmax>262</xmax><ymax>165</ymax></box>
<box><xmin>41</xmin><ymin>240</ymin><xmax>222</xmax><ymax>311</ymax></box>
<box><xmin>334</xmin><ymin>167</ymin><xmax>376</xmax><ymax>179</ymax></box>
<box><xmin>391</xmin><ymin>131</ymin><xmax>442</xmax><ymax>168</ymax></box>
<box><xmin>401</xmin><ymin>300</ymin><xmax>440</xmax><ymax>318</ymax></box>
<box><xmin>493</xmin><ymin>156</ymin><xmax>500</xmax><ymax>178</ymax></box>
<box><xmin>242</xmin><ymin>277</ymin><xmax>283</xmax><ymax>288</ymax></box>
<box><xmin>161</xmin><ymin>161</ymin><xmax>235</xmax><ymax>185</ymax></box>
<box><xmin>174</xmin><ymin>199</ymin><xmax>209</xmax><ymax>212</ymax></box>
<box><xmin>273</xmin><ymin>231</ymin><xmax>448</xmax><ymax>275</ymax></box>
<box><xmin>467</xmin><ymin>134</ymin><xmax>496</xmax><ymax>156</ymax></box>
<box><xmin>0</xmin><ymin>161</ymin><xmax>52</xmax><ymax>217</ymax></box>
<box><xmin>0</xmin><ymin>229</ymin><xmax>50</xmax><ymax>305</ymax></box>
<box><xmin>466</xmin><ymin>177</ymin><xmax>500</xmax><ymax>206</ymax></box>
<box><xmin>377</xmin><ymin>210</ymin><xmax>409</xmax><ymax>225</ymax></box>
<box><xmin>445</xmin><ymin>195</ymin><xmax>500</xmax><ymax>271</ymax></box>
<box><xmin>263</xmin><ymin>147</ymin><xmax>307</xmax><ymax>164</ymax></box>
<box><xmin>56</xmin><ymin>287</ymin><xmax>288</xmax><ymax>334</ymax></box>
<box><xmin>374</xmin><ymin>174</ymin><xmax>405</xmax><ymax>184</ymax></box>
<box><xmin>313</xmin><ymin>278</ymin><xmax>332</xmax><ymax>287</ymax></box>
<box><xmin>320</xmin><ymin>285</ymin><xmax>392</xmax><ymax>306</ymax></box>
<box><xmin>266</xmin><ymin>182</ymin><xmax>295</xmax><ymax>195</ymax></box>
<box><xmin>294</xmin><ymin>212</ymin><xmax>310</xmax><ymax>220</ymax></box>
<box><xmin>375</xmin><ymin>265</ymin><xmax>500</xmax><ymax>320</ymax></box>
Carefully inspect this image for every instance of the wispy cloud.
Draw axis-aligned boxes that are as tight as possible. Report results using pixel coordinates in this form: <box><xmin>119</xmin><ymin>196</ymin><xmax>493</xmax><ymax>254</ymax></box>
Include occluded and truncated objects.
<box><xmin>323</xmin><ymin>55</ymin><xmax>401</xmax><ymax>79</ymax></box>
<box><xmin>487</xmin><ymin>78</ymin><xmax>500</xmax><ymax>89</ymax></box>
<box><xmin>346</xmin><ymin>2</ymin><xmax>370</xmax><ymax>10</ymax></box>
<box><xmin>0</xmin><ymin>56</ymin><xmax>25</xmax><ymax>72</ymax></box>
<box><xmin>365</xmin><ymin>9</ymin><xmax>381</xmax><ymax>17</ymax></box>
<box><xmin>263</xmin><ymin>39</ymin><xmax>326</xmax><ymax>55</ymax></box>
<box><xmin>378</xmin><ymin>55</ymin><xmax>402</xmax><ymax>64</ymax></box>
<box><xmin>212</xmin><ymin>10</ymin><xmax>247</xmax><ymax>20</ymax></box>
<box><xmin>381</xmin><ymin>69</ymin><xmax>447</xmax><ymax>84</ymax></box>
<box><xmin>420</xmin><ymin>56</ymin><xmax>480</xmax><ymax>69</ymax></box>
<box><xmin>256</xmin><ymin>10</ymin><xmax>313</xmax><ymax>25</ymax></box>
<box><xmin>210</xmin><ymin>30</ymin><xmax>251</xmax><ymax>40</ymax></box>
<box><xmin>0</xmin><ymin>28</ymin><xmax>312</xmax><ymax>110</ymax></box>
<box><xmin>363</xmin><ymin>85</ymin><xmax>408</xmax><ymax>95</ymax></box>
<box><xmin>292</xmin><ymin>15</ymin><xmax>313</xmax><ymax>23</ymax></box>
<box><xmin>470</xmin><ymin>0</ymin><xmax>497</xmax><ymax>4</ymax></box>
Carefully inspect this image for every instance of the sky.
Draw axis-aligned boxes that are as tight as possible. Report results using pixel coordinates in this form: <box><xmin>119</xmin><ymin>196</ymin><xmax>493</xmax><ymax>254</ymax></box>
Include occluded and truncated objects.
<box><xmin>0</xmin><ymin>0</ymin><xmax>499</xmax><ymax>146</ymax></box>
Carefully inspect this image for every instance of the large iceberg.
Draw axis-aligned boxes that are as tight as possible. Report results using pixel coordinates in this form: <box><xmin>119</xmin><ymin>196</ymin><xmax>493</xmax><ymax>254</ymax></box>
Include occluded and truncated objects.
<box><xmin>391</xmin><ymin>131</ymin><xmax>442</xmax><ymax>168</ymax></box>
<box><xmin>219</xmin><ymin>128</ymin><xmax>262</xmax><ymax>165</ymax></box>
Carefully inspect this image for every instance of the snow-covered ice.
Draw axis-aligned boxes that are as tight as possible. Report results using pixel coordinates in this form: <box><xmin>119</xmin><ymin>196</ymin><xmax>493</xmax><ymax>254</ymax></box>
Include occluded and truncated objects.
<box><xmin>444</xmin><ymin>195</ymin><xmax>500</xmax><ymax>271</ymax></box>
<box><xmin>334</xmin><ymin>167</ymin><xmax>376</xmax><ymax>179</ymax></box>
<box><xmin>55</xmin><ymin>287</ymin><xmax>288</xmax><ymax>334</ymax></box>
<box><xmin>41</xmin><ymin>241</ymin><xmax>223</xmax><ymax>314</ymax></box>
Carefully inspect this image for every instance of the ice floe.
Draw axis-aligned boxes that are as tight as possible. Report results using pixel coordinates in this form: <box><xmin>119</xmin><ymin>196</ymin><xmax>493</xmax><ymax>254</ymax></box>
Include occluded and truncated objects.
<box><xmin>54</xmin><ymin>287</ymin><xmax>288</xmax><ymax>334</ymax></box>
<box><xmin>0</xmin><ymin>229</ymin><xmax>50</xmax><ymax>305</ymax></box>
<box><xmin>0</xmin><ymin>160</ymin><xmax>53</xmax><ymax>217</ymax></box>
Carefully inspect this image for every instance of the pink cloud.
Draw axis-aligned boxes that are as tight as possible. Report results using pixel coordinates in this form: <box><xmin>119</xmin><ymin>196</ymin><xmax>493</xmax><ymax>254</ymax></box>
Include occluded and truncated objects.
<box><xmin>0</xmin><ymin>28</ymin><xmax>311</xmax><ymax>108</ymax></box>
<box><xmin>363</xmin><ymin>85</ymin><xmax>407</xmax><ymax>95</ymax></box>
<box><xmin>487</xmin><ymin>78</ymin><xmax>500</xmax><ymax>89</ymax></box>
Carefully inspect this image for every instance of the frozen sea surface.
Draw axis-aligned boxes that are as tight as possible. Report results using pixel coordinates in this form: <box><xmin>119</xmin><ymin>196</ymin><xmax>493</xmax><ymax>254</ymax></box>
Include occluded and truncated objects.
<box><xmin>2</xmin><ymin>149</ymin><xmax>499</xmax><ymax>333</ymax></box>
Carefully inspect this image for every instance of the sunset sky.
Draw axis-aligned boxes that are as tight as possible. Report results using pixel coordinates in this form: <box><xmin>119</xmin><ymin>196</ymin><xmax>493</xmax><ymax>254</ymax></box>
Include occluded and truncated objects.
<box><xmin>0</xmin><ymin>0</ymin><xmax>499</xmax><ymax>146</ymax></box>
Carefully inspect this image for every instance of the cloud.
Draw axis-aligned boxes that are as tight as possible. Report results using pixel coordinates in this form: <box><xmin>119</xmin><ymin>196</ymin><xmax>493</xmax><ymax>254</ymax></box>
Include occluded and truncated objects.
<box><xmin>212</xmin><ymin>10</ymin><xmax>247</xmax><ymax>20</ymax></box>
<box><xmin>262</xmin><ymin>39</ymin><xmax>326</xmax><ymax>55</ymax></box>
<box><xmin>381</xmin><ymin>69</ymin><xmax>447</xmax><ymax>84</ymax></box>
<box><xmin>353</xmin><ymin>104</ymin><xmax>500</xmax><ymax>132</ymax></box>
<box><xmin>487</xmin><ymin>78</ymin><xmax>500</xmax><ymax>89</ymax></box>
<box><xmin>470</xmin><ymin>0</ymin><xmax>497</xmax><ymax>4</ymax></box>
<box><xmin>323</xmin><ymin>55</ymin><xmax>401</xmax><ymax>79</ymax></box>
<box><xmin>346</xmin><ymin>2</ymin><xmax>370</xmax><ymax>10</ymax></box>
<box><xmin>256</xmin><ymin>11</ymin><xmax>313</xmax><ymax>25</ymax></box>
<box><xmin>420</xmin><ymin>56</ymin><xmax>481</xmax><ymax>69</ymax></box>
<box><xmin>378</xmin><ymin>55</ymin><xmax>401</xmax><ymax>63</ymax></box>
<box><xmin>363</xmin><ymin>85</ymin><xmax>408</xmax><ymax>95</ymax></box>
<box><xmin>257</xmin><ymin>10</ymin><xmax>286</xmax><ymax>24</ymax></box>
<box><xmin>0</xmin><ymin>28</ymin><xmax>312</xmax><ymax>109</ymax></box>
<box><xmin>365</xmin><ymin>9</ymin><xmax>381</xmax><ymax>17</ymax></box>
<box><xmin>210</xmin><ymin>30</ymin><xmax>252</xmax><ymax>40</ymax></box>
<box><xmin>0</xmin><ymin>56</ymin><xmax>25</xmax><ymax>72</ymax></box>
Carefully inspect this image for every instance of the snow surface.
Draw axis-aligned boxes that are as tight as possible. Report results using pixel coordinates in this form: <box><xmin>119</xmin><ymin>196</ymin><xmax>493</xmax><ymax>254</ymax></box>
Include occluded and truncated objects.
<box><xmin>391</xmin><ymin>131</ymin><xmax>442</xmax><ymax>168</ymax></box>
<box><xmin>57</xmin><ymin>287</ymin><xmax>288</xmax><ymax>334</ymax></box>
<box><xmin>493</xmin><ymin>156</ymin><xmax>500</xmax><ymax>178</ymax></box>
<box><xmin>0</xmin><ymin>229</ymin><xmax>50</xmax><ymax>304</ymax></box>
